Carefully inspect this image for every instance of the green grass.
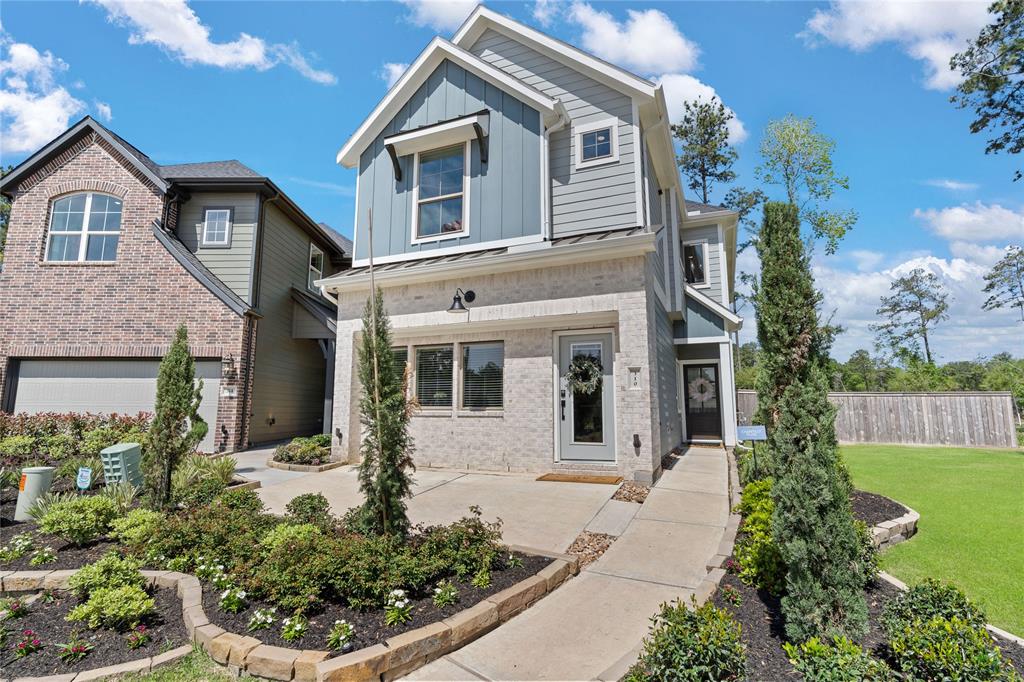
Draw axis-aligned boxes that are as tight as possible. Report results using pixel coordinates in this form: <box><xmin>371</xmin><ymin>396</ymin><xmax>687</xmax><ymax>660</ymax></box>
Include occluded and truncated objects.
<box><xmin>842</xmin><ymin>444</ymin><xmax>1024</xmax><ymax>636</ymax></box>
<box><xmin>120</xmin><ymin>647</ymin><xmax>248</xmax><ymax>681</ymax></box>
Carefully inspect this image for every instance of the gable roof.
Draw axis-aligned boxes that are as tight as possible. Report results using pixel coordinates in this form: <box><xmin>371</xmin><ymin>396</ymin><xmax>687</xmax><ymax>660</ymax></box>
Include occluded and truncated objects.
<box><xmin>318</xmin><ymin>223</ymin><xmax>353</xmax><ymax>257</ymax></box>
<box><xmin>160</xmin><ymin>160</ymin><xmax>262</xmax><ymax>179</ymax></box>
<box><xmin>336</xmin><ymin>37</ymin><xmax>561</xmax><ymax>168</ymax></box>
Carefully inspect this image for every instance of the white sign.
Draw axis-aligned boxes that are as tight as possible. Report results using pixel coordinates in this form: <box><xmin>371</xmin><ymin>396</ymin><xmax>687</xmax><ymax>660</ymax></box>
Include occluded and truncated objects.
<box><xmin>76</xmin><ymin>467</ymin><xmax>92</xmax><ymax>491</ymax></box>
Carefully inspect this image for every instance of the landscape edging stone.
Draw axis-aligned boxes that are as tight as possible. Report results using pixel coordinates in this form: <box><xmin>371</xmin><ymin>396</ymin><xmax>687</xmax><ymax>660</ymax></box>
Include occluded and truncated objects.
<box><xmin>265</xmin><ymin>458</ymin><xmax>346</xmax><ymax>473</ymax></box>
<box><xmin>870</xmin><ymin>506</ymin><xmax>920</xmax><ymax>549</ymax></box>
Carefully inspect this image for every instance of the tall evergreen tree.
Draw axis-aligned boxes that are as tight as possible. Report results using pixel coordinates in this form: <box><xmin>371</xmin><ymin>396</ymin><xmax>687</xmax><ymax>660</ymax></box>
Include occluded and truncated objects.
<box><xmin>754</xmin><ymin>202</ymin><xmax>867</xmax><ymax>641</ymax></box>
<box><xmin>355</xmin><ymin>287</ymin><xmax>415</xmax><ymax>537</ymax></box>
<box><xmin>672</xmin><ymin>96</ymin><xmax>738</xmax><ymax>204</ymax></box>
<box><xmin>147</xmin><ymin>325</ymin><xmax>207</xmax><ymax>508</ymax></box>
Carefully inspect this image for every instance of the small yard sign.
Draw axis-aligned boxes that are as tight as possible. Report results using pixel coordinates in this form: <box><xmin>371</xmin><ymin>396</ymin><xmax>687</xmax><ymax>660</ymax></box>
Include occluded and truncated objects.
<box><xmin>737</xmin><ymin>425</ymin><xmax>767</xmax><ymax>442</ymax></box>
<box><xmin>76</xmin><ymin>467</ymin><xmax>92</xmax><ymax>491</ymax></box>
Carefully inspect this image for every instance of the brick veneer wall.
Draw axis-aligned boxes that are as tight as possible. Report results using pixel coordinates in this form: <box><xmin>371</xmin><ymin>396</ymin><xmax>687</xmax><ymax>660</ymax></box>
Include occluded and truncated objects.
<box><xmin>0</xmin><ymin>134</ymin><xmax>251</xmax><ymax>452</ymax></box>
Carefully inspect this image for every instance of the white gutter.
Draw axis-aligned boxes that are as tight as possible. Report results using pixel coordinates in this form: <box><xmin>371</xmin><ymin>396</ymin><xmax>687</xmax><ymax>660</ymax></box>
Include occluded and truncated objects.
<box><xmin>542</xmin><ymin>102</ymin><xmax>570</xmax><ymax>240</ymax></box>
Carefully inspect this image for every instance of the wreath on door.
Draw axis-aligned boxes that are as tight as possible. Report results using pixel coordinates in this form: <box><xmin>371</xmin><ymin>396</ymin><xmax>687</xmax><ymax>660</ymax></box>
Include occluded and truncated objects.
<box><xmin>565</xmin><ymin>355</ymin><xmax>603</xmax><ymax>395</ymax></box>
<box><xmin>688</xmin><ymin>376</ymin><xmax>715</xmax><ymax>404</ymax></box>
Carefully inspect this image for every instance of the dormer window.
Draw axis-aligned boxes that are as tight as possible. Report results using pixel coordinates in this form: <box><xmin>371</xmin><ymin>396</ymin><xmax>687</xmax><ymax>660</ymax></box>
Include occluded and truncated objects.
<box><xmin>202</xmin><ymin>208</ymin><xmax>233</xmax><ymax>247</ymax></box>
<box><xmin>413</xmin><ymin>144</ymin><xmax>468</xmax><ymax>242</ymax></box>
<box><xmin>683</xmin><ymin>240</ymin><xmax>709</xmax><ymax>287</ymax></box>
<box><xmin>45</xmin><ymin>192</ymin><xmax>122</xmax><ymax>262</ymax></box>
<box><xmin>574</xmin><ymin>118</ymin><xmax>619</xmax><ymax>170</ymax></box>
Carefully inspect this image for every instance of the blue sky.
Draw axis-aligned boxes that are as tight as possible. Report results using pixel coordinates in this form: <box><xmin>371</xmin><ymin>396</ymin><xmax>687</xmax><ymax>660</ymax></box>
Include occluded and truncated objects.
<box><xmin>1</xmin><ymin>0</ymin><xmax>1021</xmax><ymax>361</ymax></box>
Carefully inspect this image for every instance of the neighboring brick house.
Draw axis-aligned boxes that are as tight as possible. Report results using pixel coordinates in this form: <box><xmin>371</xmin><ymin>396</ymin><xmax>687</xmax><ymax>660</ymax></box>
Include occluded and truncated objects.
<box><xmin>0</xmin><ymin>117</ymin><xmax>350</xmax><ymax>452</ymax></box>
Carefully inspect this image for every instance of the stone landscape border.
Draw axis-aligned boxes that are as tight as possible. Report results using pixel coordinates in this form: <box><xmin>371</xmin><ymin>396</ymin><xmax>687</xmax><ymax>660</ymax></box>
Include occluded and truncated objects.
<box><xmin>870</xmin><ymin>505</ymin><xmax>920</xmax><ymax>550</ymax></box>
<box><xmin>265</xmin><ymin>458</ymin><xmax>345</xmax><ymax>473</ymax></box>
<box><xmin>3</xmin><ymin>548</ymin><xmax>579</xmax><ymax>682</ymax></box>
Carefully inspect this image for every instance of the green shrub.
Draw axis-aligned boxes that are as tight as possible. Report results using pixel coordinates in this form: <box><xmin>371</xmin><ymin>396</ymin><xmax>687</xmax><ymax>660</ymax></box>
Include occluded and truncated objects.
<box><xmin>784</xmin><ymin>636</ymin><xmax>895</xmax><ymax>681</ymax></box>
<box><xmin>0</xmin><ymin>467</ymin><xmax>17</xmax><ymax>490</ymax></box>
<box><xmin>0</xmin><ymin>435</ymin><xmax>38</xmax><ymax>461</ymax></box>
<box><xmin>172</xmin><ymin>454</ymin><xmax>236</xmax><ymax>494</ymax></box>
<box><xmin>98</xmin><ymin>482</ymin><xmax>138</xmax><ymax>515</ymax></box>
<box><xmin>248</xmin><ymin>530</ymin><xmax>341</xmax><ymax>612</ymax></box>
<box><xmin>274</xmin><ymin>437</ymin><xmax>329</xmax><ymax>465</ymax></box>
<box><xmin>889</xmin><ymin>616</ymin><xmax>1021</xmax><ymax>681</ymax></box>
<box><xmin>42</xmin><ymin>433</ymin><xmax>78</xmax><ymax>460</ymax></box>
<box><xmin>25</xmin><ymin>491</ymin><xmax>76</xmax><ymax>521</ymax></box>
<box><xmin>175</xmin><ymin>477</ymin><xmax>227</xmax><ymax>509</ymax></box>
<box><xmin>329</xmin><ymin>533</ymin><xmax>437</xmax><ymax>609</ymax></box>
<box><xmin>260</xmin><ymin>523</ymin><xmax>322</xmax><ymax>553</ymax></box>
<box><xmin>110</xmin><ymin>509</ymin><xmax>164</xmax><ymax>550</ymax></box>
<box><xmin>414</xmin><ymin>507</ymin><xmax>504</xmax><ymax>580</ymax></box>
<box><xmin>67</xmin><ymin>585</ymin><xmax>154</xmax><ymax>631</ymax></box>
<box><xmin>286</xmin><ymin>493</ymin><xmax>332</xmax><ymax>529</ymax></box>
<box><xmin>68</xmin><ymin>552</ymin><xmax>145</xmax><ymax>599</ymax></box>
<box><xmin>81</xmin><ymin>427</ymin><xmax>120</xmax><ymax>457</ymax></box>
<box><xmin>854</xmin><ymin>520</ymin><xmax>879</xmax><ymax>583</ymax></box>
<box><xmin>307</xmin><ymin>433</ymin><xmax>331</xmax><ymax>448</ymax></box>
<box><xmin>40</xmin><ymin>495</ymin><xmax>121</xmax><ymax>545</ymax></box>
<box><xmin>881</xmin><ymin>578</ymin><xmax>987</xmax><ymax>639</ymax></box>
<box><xmin>624</xmin><ymin>598</ymin><xmax>746</xmax><ymax>682</ymax></box>
<box><xmin>733</xmin><ymin>479</ymin><xmax>785</xmax><ymax>594</ymax></box>
<box><xmin>56</xmin><ymin>457</ymin><xmax>104</xmax><ymax>488</ymax></box>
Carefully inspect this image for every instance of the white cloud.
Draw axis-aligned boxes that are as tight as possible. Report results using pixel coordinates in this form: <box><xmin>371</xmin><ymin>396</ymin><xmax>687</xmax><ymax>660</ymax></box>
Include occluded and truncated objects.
<box><xmin>0</xmin><ymin>33</ymin><xmax>86</xmax><ymax>155</ymax></box>
<box><xmin>924</xmin><ymin>178</ymin><xmax>978</xmax><ymax>192</ymax></box>
<box><xmin>399</xmin><ymin>0</ymin><xmax>478</xmax><ymax>32</ymax></box>
<box><xmin>91</xmin><ymin>0</ymin><xmax>335</xmax><ymax>84</ymax></box>
<box><xmin>656</xmin><ymin>73</ymin><xmax>747</xmax><ymax>144</ymax></box>
<box><xmin>379</xmin><ymin>62</ymin><xmax>409</xmax><ymax>89</ymax></box>
<box><xmin>849</xmin><ymin>249</ymin><xmax>885</xmax><ymax>272</ymax></box>
<box><xmin>287</xmin><ymin>177</ymin><xmax>356</xmax><ymax>197</ymax></box>
<box><xmin>532</xmin><ymin>0</ymin><xmax>560</xmax><ymax>27</ymax></box>
<box><xmin>94</xmin><ymin>100</ymin><xmax>112</xmax><ymax>122</ymax></box>
<box><xmin>567</xmin><ymin>2</ymin><xmax>698</xmax><ymax>74</ymax></box>
<box><xmin>801</xmin><ymin>1</ymin><xmax>991</xmax><ymax>90</ymax></box>
<box><xmin>914</xmin><ymin>202</ymin><xmax>1024</xmax><ymax>243</ymax></box>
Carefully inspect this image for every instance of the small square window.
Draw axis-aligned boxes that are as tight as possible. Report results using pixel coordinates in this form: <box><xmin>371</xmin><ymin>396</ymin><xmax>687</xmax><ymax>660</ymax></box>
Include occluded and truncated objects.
<box><xmin>581</xmin><ymin>128</ymin><xmax>612</xmax><ymax>161</ymax></box>
<box><xmin>202</xmin><ymin>209</ymin><xmax>232</xmax><ymax>246</ymax></box>
<box><xmin>574</xmin><ymin>119</ymin><xmax>619</xmax><ymax>169</ymax></box>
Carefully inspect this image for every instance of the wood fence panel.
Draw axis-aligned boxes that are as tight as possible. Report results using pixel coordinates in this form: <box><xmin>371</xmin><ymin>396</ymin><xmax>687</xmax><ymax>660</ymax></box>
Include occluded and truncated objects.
<box><xmin>735</xmin><ymin>390</ymin><xmax>1019</xmax><ymax>448</ymax></box>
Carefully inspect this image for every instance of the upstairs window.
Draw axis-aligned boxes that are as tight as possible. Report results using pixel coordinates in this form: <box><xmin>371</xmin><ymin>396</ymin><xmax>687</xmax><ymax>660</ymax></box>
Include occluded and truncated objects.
<box><xmin>462</xmin><ymin>342</ymin><xmax>504</xmax><ymax>410</ymax></box>
<box><xmin>308</xmin><ymin>243</ymin><xmax>324</xmax><ymax>291</ymax></box>
<box><xmin>202</xmin><ymin>208</ymin><xmax>232</xmax><ymax>247</ymax></box>
<box><xmin>581</xmin><ymin>128</ymin><xmax>612</xmax><ymax>161</ymax></box>
<box><xmin>574</xmin><ymin>118</ymin><xmax>619</xmax><ymax>170</ymax></box>
<box><xmin>414</xmin><ymin>145</ymin><xmax>466</xmax><ymax>241</ymax></box>
<box><xmin>683</xmin><ymin>241</ymin><xmax>708</xmax><ymax>286</ymax></box>
<box><xmin>46</xmin><ymin>192</ymin><xmax>122</xmax><ymax>262</ymax></box>
<box><xmin>416</xmin><ymin>345</ymin><xmax>454</xmax><ymax>408</ymax></box>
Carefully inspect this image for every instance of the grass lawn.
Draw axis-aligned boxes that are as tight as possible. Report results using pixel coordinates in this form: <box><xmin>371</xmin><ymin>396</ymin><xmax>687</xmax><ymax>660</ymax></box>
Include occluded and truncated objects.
<box><xmin>121</xmin><ymin>648</ymin><xmax>245</xmax><ymax>681</ymax></box>
<box><xmin>842</xmin><ymin>444</ymin><xmax>1024</xmax><ymax>636</ymax></box>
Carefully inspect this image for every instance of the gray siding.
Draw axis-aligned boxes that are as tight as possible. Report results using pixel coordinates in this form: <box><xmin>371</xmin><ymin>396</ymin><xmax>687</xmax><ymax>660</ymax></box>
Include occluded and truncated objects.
<box><xmin>176</xmin><ymin>192</ymin><xmax>258</xmax><ymax>302</ymax></box>
<box><xmin>644</xmin><ymin>136</ymin><xmax>663</xmax><ymax>227</ymax></box>
<box><xmin>680</xmin><ymin>223</ymin><xmax>724</xmax><ymax>304</ymax></box>
<box><xmin>249</xmin><ymin>204</ymin><xmax>328</xmax><ymax>443</ymax></box>
<box><xmin>469</xmin><ymin>28</ymin><xmax>639</xmax><ymax>235</ymax></box>
<box><xmin>653</xmin><ymin>298</ymin><xmax>681</xmax><ymax>455</ymax></box>
<box><xmin>677</xmin><ymin>343</ymin><xmax>720</xmax><ymax>361</ymax></box>
<box><xmin>355</xmin><ymin>59</ymin><xmax>542</xmax><ymax>262</ymax></box>
<box><xmin>674</xmin><ymin>298</ymin><xmax>726</xmax><ymax>340</ymax></box>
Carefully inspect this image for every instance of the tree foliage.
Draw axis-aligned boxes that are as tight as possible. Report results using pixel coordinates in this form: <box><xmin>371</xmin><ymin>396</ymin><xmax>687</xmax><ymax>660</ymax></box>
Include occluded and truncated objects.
<box><xmin>355</xmin><ymin>287</ymin><xmax>415</xmax><ymax>537</ymax></box>
<box><xmin>671</xmin><ymin>96</ymin><xmax>738</xmax><ymax>204</ymax></box>
<box><xmin>871</xmin><ymin>268</ymin><xmax>950</xmax><ymax>364</ymax></box>
<box><xmin>756</xmin><ymin>115</ymin><xmax>857</xmax><ymax>253</ymax></box>
<box><xmin>982</xmin><ymin>244</ymin><xmax>1024</xmax><ymax>320</ymax></box>
<box><xmin>147</xmin><ymin>325</ymin><xmax>207</xmax><ymax>509</ymax></box>
<box><xmin>952</xmin><ymin>0</ymin><xmax>1024</xmax><ymax>182</ymax></box>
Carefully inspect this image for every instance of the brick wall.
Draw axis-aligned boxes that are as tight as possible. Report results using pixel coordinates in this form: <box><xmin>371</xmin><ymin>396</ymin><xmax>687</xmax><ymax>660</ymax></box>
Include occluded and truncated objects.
<box><xmin>0</xmin><ymin>134</ymin><xmax>251</xmax><ymax>451</ymax></box>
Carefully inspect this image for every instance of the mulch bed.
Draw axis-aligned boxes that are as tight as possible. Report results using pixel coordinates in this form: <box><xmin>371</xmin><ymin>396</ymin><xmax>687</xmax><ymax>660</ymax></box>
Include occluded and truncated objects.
<box><xmin>0</xmin><ymin>586</ymin><xmax>188</xmax><ymax>677</ymax></box>
<box><xmin>0</xmin><ymin>507</ymin><xmax>120</xmax><ymax>571</ymax></box>
<box><xmin>612</xmin><ymin>481</ymin><xmax>649</xmax><ymax>504</ymax></box>
<box><xmin>566</xmin><ymin>531</ymin><xmax>615</xmax><ymax>569</ymax></box>
<box><xmin>850</xmin><ymin>490</ymin><xmax>908</xmax><ymax>527</ymax></box>
<box><xmin>201</xmin><ymin>552</ymin><xmax>550</xmax><ymax>654</ymax></box>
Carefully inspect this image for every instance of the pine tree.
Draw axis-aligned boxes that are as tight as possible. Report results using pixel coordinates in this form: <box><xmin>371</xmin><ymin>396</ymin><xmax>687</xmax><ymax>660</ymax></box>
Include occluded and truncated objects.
<box><xmin>355</xmin><ymin>287</ymin><xmax>415</xmax><ymax>537</ymax></box>
<box><xmin>147</xmin><ymin>325</ymin><xmax>207</xmax><ymax>508</ymax></box>
<box><xmin>754</xmin><ymin>202</ymin><xmax>868</xmax><ymax>641</ymax></box>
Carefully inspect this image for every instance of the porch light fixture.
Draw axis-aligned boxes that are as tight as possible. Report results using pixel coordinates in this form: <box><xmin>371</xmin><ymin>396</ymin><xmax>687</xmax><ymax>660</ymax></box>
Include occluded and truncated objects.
<box><xmin>447</xmin><ymin>288</ymin><xmax>475</xmax><ymax>313</ymax></box>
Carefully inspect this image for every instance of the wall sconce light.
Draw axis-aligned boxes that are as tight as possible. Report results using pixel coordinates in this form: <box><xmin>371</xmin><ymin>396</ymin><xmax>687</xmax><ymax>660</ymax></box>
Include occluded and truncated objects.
<box><xmin>447</xmin><ymin>288</ymin><xmax>475</xmax><ymax>313</ymax></box>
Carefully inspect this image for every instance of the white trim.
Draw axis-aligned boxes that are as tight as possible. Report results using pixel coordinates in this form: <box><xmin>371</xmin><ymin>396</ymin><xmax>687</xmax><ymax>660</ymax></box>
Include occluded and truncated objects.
<box><xmin>681</xmin><ymin>238</ymin><xmax>710</xmax><ymax>288</ymax></box>
<box><xmin>410</xmin><ymin>142</ymin><xmax>471</xmax><ymax>245</ymax></box>
<box><xmin>337</xmin><ymin>37</ymin><xmax>558</xmax><ymax>168</ymax></box>
<box><xmin>44</xmin><ymin>192</ymin><xmax>122</xmax><ymax>263</ymax></box>
<box><xmin>307</xmin><ymin>242</ymin><xmax>324</xmax><ymax>293</ymax></box>
<box><xmin>675</xmin><ymin>335</ymin><xmax>731</xmax><ymax>345</ymax></box>
<box><xmin>572</xmin><ymin>117</ymin><xmax>620</xmax><ymax>171</ymax></box>
<box><xmin>386</xmin><ymin>113</ymin><xmax>487</xmax><ymax>158</ymax></box>
<box><xmin>718</xmin><ymin>340</ymin><xmax>738</xmax><ymax>446</ymax></box>
<box><xmin>632</xmin><ymin>100</ymin><xmax>643</xmax><ymax>226</ymax></box>
<box><xmin>201</xmin><ymin>208</ymin><xmax>233</xmax><ymax>247</ymax></box>
<box><xmin>670</xmin><ymin>192</ymin><xmax>684</xmax><ymax>314</ymax></box>
<box><xmin>685</xmin><ymin>284</ymin><xmax>743</xmax><ymax>327</ymax></box>
<box><xmin>351</xmin><ymin>171</ymin><xmax>361</xmax><ymax>260</ymax></box>
<box><xmin>350</xmin><ymin>234</ymin><xmax>542</xmax><ymax>269</ymax></box>
<box><xmin>716</xmin><ymin>224</ymin><xmax>730</xmax><ymax>307</ymax></box>
<box><xmin>552</xmin><ymin>328</ymin><xmax>618</xmax><ymax>465</ymax></box>
<box><xmin>641</xmin><ymin>130</ymin><xmax>652</xmax><ymax>228</ymax></box>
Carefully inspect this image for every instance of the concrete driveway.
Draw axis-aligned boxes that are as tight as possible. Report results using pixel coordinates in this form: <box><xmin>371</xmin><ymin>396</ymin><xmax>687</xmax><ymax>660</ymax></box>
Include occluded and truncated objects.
<box><xmin>255</xmin><ymin>465</ymin><xmax>617</xmax><ymax>555</ymax></box>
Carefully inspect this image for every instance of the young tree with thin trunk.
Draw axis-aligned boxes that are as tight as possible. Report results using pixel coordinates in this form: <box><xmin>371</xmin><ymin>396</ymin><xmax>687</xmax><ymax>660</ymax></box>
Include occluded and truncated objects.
<box><xmin>982</xmin><ymin>244</ymin><xmax>1024</xmax><ymax>321</ymax></box>
<box><xmin>672</xmin><ymin>97</ymin><xmax>737</xmax><ymax>204</ymax></box>
<box><xmin>147</xmin><ymin>325</ymin><xmax>207</xmax><ymax>508</ymax></box>
<box><xmin>871</xmin><ymin>268</ymin><xmax>950</xmax><ymax>364</ymax></box>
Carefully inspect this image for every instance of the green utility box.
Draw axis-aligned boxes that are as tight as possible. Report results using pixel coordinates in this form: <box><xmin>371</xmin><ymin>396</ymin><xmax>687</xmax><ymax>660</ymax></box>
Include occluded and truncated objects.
<box><xmin>100</xmin><ymin>442</ymin><xmax>144</xmax><ymax>488</ymax></box>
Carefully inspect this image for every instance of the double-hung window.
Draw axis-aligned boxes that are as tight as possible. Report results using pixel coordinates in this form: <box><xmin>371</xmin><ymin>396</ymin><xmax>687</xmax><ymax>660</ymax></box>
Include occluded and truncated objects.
<box><xmin>683</xmin><ymin>241</ymin><xmax>708</xmax><ymax>286</ymax></box>
<box><xmin>308</xmin><ymin>243</ymin><xmax>324</xmax><ymax>291</ymax></box>
<box><xmin>416</xmin><ymin>345</ymin><xmax>454</xmax><ymax>408</ymax></box>
<box><xmin>45</xmin><ymin>192</ymin><xmax>122</xmax><ymax>262</ymax></box>
<box><xmin>202</xmin><ymin>208</ymin><xmax>232</xmax><ymax>247</ymax></box>
<box><xmin>462</xmin><ymin>342</ymin><xmax>504</xmax><ymax>410</ymax></box>
<box><xmin>414</xmin><ymin>145</ymin><xmax>466</xmax><ymax>241</ymax></box>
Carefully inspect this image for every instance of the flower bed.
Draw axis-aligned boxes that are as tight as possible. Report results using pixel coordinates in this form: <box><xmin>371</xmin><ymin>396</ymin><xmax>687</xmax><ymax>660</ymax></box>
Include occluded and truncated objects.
<box><xmin>272</xmin><ymin>435</ymin><xmax>332</xmax><ymax>468</ymax></box>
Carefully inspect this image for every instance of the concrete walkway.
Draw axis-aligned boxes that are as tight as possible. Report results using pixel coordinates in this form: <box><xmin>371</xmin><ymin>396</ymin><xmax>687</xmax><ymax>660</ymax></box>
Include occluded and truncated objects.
<box><xmin>405</xmin><ymin>447</ymin><xmax>731</xmax><ymax>681</ymax></box>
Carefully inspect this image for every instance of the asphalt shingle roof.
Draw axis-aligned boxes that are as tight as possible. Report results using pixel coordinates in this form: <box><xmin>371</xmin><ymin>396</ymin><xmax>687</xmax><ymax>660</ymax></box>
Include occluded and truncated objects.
<box><xmin>684</xmin><ymin>199</ymin><xmax>729</xmax><ymax>215</ymax></box>
<box><xmin>318</xmin><ymin>223</ymin><xmax>353</xmax><ymax>257</ymax></box>
<box><xmin>159</xmin><ymin>160</ymin><xmax>262</xmax><ymax>179</ymax></box>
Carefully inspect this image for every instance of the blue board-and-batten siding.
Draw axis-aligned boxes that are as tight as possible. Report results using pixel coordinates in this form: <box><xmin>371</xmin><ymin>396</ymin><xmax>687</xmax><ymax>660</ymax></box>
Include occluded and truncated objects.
<box><xmin>354</xmin><ymin>59</ymin><xmax>542</xmax><ymax>262</ymax></box>
<box><xmin>674</xmin><ymin>298</ymin><xmax>726</xmax><ymax>340</ymax></box>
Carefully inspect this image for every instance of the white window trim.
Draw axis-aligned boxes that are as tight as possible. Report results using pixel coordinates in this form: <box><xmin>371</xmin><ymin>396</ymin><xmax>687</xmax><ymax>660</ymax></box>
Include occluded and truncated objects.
<box><xmin>573</xmin><ymin>117</ymin><xmax>620</xmax><ymax>171</ymax></box>
<box><xmin>308</xmin><ymin>242</ymin><xmax>324</xmax><ymax>292</ymax></box>
<box><xmin>410</xmin><ymin>142</ymin><xmax>471</xmax><ymax>245</ymax></box>
<box><xmin>459</xmin><ymin>341</ymin><xmax>504</xmax><ymax>412</ymax></box>
<box><xmin>44</xmin><ymin>192</ymin><xmax>122</xmax><ymax>263</ymax></box>
<box><xmin>201</xmin><ymin>207</ymin><xmax>233</xmax><ymax>248</ymax></box>
<box><xmin>682</xmin><ymin>238</ymin><xmax>711</xmax><ymax>289</ymax></box>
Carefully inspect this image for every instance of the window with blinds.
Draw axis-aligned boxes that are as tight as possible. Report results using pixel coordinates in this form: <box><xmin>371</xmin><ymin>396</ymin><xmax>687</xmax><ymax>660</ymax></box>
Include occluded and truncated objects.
<box><xmin>392</xmin><ymin>346</ymin><xmax>409</xmax><ymax>372</ymax></box>
<box><xmin>416</xmin><ymin>345</ymin><xmax>453</xmax><ymax>408</ymax></box>
<box><xmin>462</xmin><ymin>342</ymin><xmax>504</xmax><ymax>410</ymax></box>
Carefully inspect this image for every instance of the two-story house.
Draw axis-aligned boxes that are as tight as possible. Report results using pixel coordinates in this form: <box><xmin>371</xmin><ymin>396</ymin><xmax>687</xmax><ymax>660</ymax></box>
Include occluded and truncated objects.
<box><xmin>318</xmin><ymin>7</ymin><xmax>742</xmax><ymax>483</ymax></box>
<box><xmin>0</xmin><ymin>117</ymin><xmax>350</xmax><ymax>452</ymax></box>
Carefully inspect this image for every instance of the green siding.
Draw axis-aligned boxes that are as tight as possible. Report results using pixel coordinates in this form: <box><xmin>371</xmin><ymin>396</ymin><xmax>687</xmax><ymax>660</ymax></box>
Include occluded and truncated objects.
<box><xmin>176</xmin><ymin>192</ymin><xmax>258</xmax><ymax>303</ymax></box>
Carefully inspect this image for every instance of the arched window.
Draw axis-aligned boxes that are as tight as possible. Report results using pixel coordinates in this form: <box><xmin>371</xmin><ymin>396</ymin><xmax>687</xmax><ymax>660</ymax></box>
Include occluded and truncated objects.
<box><xmin>45</xmin><ymin>192</ymin><xmax>122</xmax><ymax>262</ymax></box>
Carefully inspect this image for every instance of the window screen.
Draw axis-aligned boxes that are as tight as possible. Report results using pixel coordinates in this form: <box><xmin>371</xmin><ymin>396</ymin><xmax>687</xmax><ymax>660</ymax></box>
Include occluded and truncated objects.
<box><xmin>462</xmin><ymin>342</ymin><xmax>504</xmax><ymax>409</ymax></box>
<box><xmin>416</xmin><ymin>346</ymin><xmax>453</xmax><ymax>408</ymax></box>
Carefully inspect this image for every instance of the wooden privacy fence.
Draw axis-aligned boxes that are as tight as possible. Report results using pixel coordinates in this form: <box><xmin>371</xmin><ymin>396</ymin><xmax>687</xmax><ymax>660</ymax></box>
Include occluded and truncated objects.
<box><xmin>736</xmin><ymin>390</ymin><xmax>1020</xmax><ymax>449</ymax></box>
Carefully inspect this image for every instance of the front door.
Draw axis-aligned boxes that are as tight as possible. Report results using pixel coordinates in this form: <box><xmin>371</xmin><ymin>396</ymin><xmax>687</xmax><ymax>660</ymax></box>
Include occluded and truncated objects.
<box><xmin>557</xmin><ymin>333</ymin><xmax>615</xmax><ymax>461</ymax></box>
<box><xmin>684</xmin><ymin>364</ymin><xmax>722</xmax><ymax>440</ymax></box>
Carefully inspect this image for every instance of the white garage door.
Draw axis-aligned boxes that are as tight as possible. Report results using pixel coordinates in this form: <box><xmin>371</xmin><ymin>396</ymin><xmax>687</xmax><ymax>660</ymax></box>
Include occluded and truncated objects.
<box><xmin>13</xmin><ymin>359</ymin><xmax>221</xmax><ymax>452</ymax></box>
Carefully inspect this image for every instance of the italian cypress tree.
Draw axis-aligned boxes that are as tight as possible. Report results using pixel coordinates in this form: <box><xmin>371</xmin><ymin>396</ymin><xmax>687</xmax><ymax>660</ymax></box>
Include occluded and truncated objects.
<box><xmin>148</xmin><ymin>325</ymin><xmax>207</xmax><ymax>508</ymax></box>
<box><xmin>755</xmin><ymin>202</ymin><xmax>867</xmax><ymax>641</ymax></box>
<box><xmin>355</xmin><ymin>287</ymin><xmax>415</xmax><ymax>537</ymax></box>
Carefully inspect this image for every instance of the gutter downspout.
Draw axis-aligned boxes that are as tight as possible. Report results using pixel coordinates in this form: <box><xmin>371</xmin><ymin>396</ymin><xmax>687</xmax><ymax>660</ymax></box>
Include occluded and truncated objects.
<box><xmin>542</xmin><ymin>102</ymin><xmax>570</xmax><ymax>241</ymax></box>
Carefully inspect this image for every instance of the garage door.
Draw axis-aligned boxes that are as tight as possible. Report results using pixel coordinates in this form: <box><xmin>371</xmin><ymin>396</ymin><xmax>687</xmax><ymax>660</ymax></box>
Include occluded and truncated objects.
<box><xmin>13</xmin><ymin>359</ymin><xmax>221</xmax><ymax>452</ymax></box>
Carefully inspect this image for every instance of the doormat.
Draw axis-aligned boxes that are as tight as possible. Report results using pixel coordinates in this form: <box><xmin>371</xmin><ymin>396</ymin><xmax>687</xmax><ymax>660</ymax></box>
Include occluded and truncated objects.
<box><xmin>537</xmin><ymin>473</ymin><xmax>623</xmax><ymax>485</ymax></box>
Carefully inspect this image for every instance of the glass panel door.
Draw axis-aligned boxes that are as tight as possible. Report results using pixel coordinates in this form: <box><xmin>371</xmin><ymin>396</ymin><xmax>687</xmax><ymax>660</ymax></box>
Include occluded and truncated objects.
<box><xmin>684</xmin><ymin>364</ymin><xmax>722</xmax><ymax>439</ymax></box>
